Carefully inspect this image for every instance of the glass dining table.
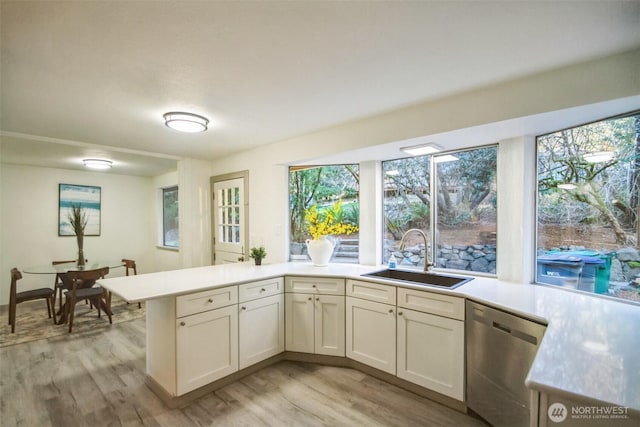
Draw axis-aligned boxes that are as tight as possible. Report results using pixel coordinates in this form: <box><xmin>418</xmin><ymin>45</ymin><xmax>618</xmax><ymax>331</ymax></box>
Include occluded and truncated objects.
<box><xmin>22</xmin><ymin>260</ymin><xmax>125</xmax><ymax>324</ymax></box>
<box><xmin>22</xmin><ymin>260</ymin><xmax>125</xmax><ymax>274</ymax></box>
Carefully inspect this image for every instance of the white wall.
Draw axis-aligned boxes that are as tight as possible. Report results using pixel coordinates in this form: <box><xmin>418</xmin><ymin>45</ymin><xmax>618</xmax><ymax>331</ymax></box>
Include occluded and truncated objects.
<box><xmin>177</xmin><ymin>158</ymin><xmax>213</xmax><ymax>268</ymax></box>
<box><xmin>0</xmin><ymin>164</ymin><xmax>155</xmax><ymax>304</ymax></box>
<box><xmin>207</xmin><ymin>49</ymin><xmax>640</xmax><ymax>282</ymax></box>
<box><xmin>1</xmin><ymin>50</ymin><xmax>637</xmax><ymax>302</ymax></box>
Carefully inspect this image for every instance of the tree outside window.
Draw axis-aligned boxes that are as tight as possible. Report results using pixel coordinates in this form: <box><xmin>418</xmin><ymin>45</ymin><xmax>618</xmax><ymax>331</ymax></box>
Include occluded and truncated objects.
<box><xmin>163</xmin><ymin>186</ymin><xmax>179</xmax><ymax>248</ymax></box>
<box><xmin>289</xmin><ymin>165</ymin><xmax>359</xmax><ymax>263</ymax></box>
<box><xmin>537</xmin><ymin>111</ymin><xmax>640</xmax><ymax>302</ymax></box>
<box><xmin>383</xmin><ymin>145</ymin><xmax>497</xmax><ymax>273</ymax></box>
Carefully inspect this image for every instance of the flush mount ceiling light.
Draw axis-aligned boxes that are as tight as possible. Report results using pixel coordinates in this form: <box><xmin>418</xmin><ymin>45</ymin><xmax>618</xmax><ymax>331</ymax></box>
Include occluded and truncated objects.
<box><xmin>433</xmin><ymin>154</ymin><xmax>459</xmax><ymax>163</ymax></box>
<box><xmin>83</xmin><ymin>159</ymin><xmax>113</xmax><ymax>169</ymax></box>
<box><xmin>400</xmin><ymin>143</ymin><xmax>442</xmax><ymax>156</ymax></box>
<box><xmin>163</xmin><ymin>112</ymin><xmax>209</xmax><ymax>133</ymax></box>
<box><xmin>583</xmin><ymin>151</ymin><xmax>615</xmax><ymax>163</ymax></box>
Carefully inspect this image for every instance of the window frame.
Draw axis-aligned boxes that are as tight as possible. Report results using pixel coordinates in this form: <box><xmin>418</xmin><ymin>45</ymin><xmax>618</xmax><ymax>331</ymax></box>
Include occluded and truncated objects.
<box><xmin>288</xmin><ymin>164</ymin><xmax>360</xmax><ymax>264</ymax></box>
<box><xmin>534</xmin><ymin>110</ymin><xmax>640</xmax><ymax>301</ymax></box>
<box><xmin>160</xmin><ymin>185</ymin><xmax>179</xmax><ymax>249</ymax></box>
<box><xmin>381</xmin><ymin>144</ymin><xmax>498</xmax><ymax>276</ymax></box>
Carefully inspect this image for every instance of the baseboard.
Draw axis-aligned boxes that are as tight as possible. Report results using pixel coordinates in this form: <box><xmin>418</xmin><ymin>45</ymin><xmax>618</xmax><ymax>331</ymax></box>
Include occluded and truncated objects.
<box><xmin>147</xmin><ymin>353</ymin><xmax>285</xmax><ymax>409</ymax></box>
<box><xmin>282</xmin><ymin>352</ymin><xmax>467</xmax><ymax>413</ymax></box>
<box><xmin>148</xmin><ymin>351</ymin><xmax>467</xmax><ymax>414</ymax></box>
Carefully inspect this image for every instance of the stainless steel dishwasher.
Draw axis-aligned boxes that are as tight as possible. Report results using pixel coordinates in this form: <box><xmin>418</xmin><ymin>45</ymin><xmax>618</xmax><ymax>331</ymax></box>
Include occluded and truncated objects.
<box><xmin>466</xmin><ymin>301</ymin><xmax>546</xmax><ymax>427</ymax></box>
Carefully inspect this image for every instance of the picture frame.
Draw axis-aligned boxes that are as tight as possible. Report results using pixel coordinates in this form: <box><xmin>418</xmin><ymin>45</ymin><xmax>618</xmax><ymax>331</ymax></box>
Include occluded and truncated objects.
<box><xmin>58</xmin><ymin>184</ymin><xmax>101</xmax><ymax>236</ymax></box>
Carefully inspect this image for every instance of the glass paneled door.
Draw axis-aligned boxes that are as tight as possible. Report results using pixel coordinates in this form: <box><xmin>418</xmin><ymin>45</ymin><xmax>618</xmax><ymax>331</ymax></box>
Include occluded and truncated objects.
<box><xmin>213</xmin><ymin>177</ymin><xmax>246</xmax><ymax>264</ymax></box>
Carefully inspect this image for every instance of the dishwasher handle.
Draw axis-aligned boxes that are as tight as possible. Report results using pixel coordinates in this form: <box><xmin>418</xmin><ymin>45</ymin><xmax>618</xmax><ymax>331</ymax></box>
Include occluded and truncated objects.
<box><xmin>492</xmin><ymin>320</ymin><xmax>539</xmax><ymax>345</ymax></box>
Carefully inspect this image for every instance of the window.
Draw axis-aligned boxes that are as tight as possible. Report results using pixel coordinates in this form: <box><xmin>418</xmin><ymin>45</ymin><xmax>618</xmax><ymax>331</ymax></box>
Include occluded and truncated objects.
<box><xmin>537</xmin><ymin>111</ymin><xmax>640</xmax><ymax>303</ymax></box>
<box><xmin>162</xmin><ymin>186</ymin><xmax>179</xmax><ymax>248</ymax></box>
<box><xmin>434</xmin><ymin>147</ymin><xmax>497</xmax><ymax>273</ymax></box>
<box><xmin>383</xmin><ymin>145</ymin><xmax>497</xmax><ymax>274</ymax></box>
<box><xmin>289</xmin><ymin>165</ymin><xmax>359</xmax><ymax>263</ymax></box>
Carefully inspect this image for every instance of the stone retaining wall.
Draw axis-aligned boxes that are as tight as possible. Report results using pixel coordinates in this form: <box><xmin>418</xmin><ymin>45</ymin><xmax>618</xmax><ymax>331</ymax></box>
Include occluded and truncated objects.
<box><xmin>384</xmin><ymin>240</ymin><xmax>497</xmax><ymax>274</ymax></box>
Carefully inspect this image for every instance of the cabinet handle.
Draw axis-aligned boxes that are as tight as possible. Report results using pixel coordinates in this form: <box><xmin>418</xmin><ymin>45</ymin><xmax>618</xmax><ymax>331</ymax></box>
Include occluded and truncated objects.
<box><xmin>308</xmin><ymin>297</ymin><xmax>312</xmax><ymax>301</ymax></box>
<box><xmin>388</xmin><ymin>309</ymin><xmax>394</xmax><ymax>314</ymax></box>
<box><xmin>398</xmin><ymin>312</ymin><xmax>403</xmax><ymax>316</ymax></box>
<box><xmin>316</xmin><ymin>297</ymin><xmax>320</xmax><ymax>301</ymax></box>
<box><xmin>207</xmin><ymin>298</ymin><xmax>213</xmax><ymax>303</ymax></box>
<box><xmin>260</xmin><ymin>288</ymin><xmax>266</xmax><ymax>292</ymax></box>
<box><xmin>180</xmin><ymin>321</ymin><xmax>186</xmax><ymax>326</ymax></box>
<box><xmin>312</xmin><ymin>284</ymin><xmax>316</xmax><ymax>288</ymax></box>
<box><xmin>241</xmin><ymin>306</ymin><xmax>246</xmax><ymax>311</ymax></box>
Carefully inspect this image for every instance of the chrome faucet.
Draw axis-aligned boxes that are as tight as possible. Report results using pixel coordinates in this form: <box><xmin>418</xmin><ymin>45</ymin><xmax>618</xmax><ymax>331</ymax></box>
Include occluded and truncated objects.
<box><xmin>399</xmin><ymin>228</ymin><xmax>433</xmax><ymax>272</ymax></box>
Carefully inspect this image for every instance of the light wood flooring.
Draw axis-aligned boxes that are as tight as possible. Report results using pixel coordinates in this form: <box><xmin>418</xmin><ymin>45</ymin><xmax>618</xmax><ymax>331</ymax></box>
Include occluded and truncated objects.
<box><xmin>1</xmin><ymin>315</ymin><xmax>488</xmax><ymax>426</ymax></box>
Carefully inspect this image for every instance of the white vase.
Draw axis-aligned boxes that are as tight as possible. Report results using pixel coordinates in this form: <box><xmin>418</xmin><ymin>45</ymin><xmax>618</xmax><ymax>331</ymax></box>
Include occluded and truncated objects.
<box><xmin>306</xmin><ymin>236</ymin><xmax>335</xmax><ymax>266</ymax></box>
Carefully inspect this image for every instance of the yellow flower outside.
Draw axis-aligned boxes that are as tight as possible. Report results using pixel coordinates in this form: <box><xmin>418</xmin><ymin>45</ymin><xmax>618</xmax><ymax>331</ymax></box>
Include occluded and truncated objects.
<box><xmin>304</xmin><ymin>200</ymin><xmax>358</xmax><ymax>240</ymax></box>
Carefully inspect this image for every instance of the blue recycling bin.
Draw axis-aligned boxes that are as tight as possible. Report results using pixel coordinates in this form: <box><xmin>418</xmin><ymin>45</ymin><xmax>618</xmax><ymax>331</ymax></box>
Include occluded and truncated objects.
<box><xmin>536</xmin><ymin>254</ymin><xmax>584</xmax><ymax>289</ymax></box>
<box><xmin>546</xmin><ymin>250</ymin><xmax>612</xmax><ymax>294</ymax></box>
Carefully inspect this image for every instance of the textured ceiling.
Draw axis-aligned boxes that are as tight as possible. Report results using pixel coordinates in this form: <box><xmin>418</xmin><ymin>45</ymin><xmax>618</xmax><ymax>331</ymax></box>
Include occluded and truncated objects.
<box><xmin>1</xmin><ymin>1</ymin><xmax>639</xmax><ymax>175</ymax></box>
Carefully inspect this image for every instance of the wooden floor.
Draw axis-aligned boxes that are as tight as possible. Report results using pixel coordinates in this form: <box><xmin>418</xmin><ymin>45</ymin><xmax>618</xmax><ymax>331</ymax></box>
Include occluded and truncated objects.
<box><xmin>1</xmin><ymin>315</ymin><xmax>488</xmax><ymax>426</ymax></box>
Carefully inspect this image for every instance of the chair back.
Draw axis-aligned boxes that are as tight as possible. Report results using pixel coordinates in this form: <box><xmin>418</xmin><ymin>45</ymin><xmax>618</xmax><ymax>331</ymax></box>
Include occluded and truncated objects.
<box><xmin>63</xmin><ymin>267</ymin><xmax>110</xmax><ymax>292</ymax></box>
<box><xmin>52</xmin><ymin>260</ymin><xmax>77</xmax><ymax>287</ymax></box>
<box><xmin>122</xmin><ymin>259</ymin><xmax>137</xmax><ymax>276</ymax></box>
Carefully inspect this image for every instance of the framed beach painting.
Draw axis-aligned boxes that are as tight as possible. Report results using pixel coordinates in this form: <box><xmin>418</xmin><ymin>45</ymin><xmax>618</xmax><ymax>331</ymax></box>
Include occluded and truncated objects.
<box><xmin>58</xmin><ymin>184</ymin><xmax>101</xmax><ymax>236</ymax></box>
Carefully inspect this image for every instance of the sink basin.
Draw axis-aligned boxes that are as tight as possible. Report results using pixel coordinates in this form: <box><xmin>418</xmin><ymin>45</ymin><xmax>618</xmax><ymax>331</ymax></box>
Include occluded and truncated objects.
<box><xmin>362</xmin><ymin>269</ymin><xmax>472</xmax><ymax>289</ymax></box>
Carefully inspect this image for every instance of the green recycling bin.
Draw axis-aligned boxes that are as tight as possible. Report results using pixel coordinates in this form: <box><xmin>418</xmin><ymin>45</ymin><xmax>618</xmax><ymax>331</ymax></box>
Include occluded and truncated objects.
<box><xmin>546</xmin><ymin>250</ymin><xmax>612</xmax><ymax>294</ymax></box>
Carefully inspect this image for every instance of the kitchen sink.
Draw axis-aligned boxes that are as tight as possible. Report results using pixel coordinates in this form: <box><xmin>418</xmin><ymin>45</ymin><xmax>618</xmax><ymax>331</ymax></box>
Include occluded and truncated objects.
<box><xmin>362</xmin><ymin>269</ymin><xmax>473</xmax><ymax>289</ymax></box>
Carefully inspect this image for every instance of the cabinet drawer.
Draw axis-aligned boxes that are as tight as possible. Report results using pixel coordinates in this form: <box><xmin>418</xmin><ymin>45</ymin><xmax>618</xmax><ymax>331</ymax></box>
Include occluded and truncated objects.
<box><xmin>346</xmin><ymin>280</ymin><xmax>396</xmax><ymax>305</ymax></box>
<box><xmin>238</xmin><ymin>277</ymin><xmax>284</xmax><ymax>303</ymax></box>
<box><xmin>285</xmin><ymin>276</ymin><xmax>345</xmax><ymax>295</ymax></box>
<box><xmin>176</xmin><ymin>286</ymin><xmax>238</xmax><ymax>318</ymax></box>
<box><xmin>397</xmin><ymin>287</ymin><xmax>464</xmax><ymax>320</ymax></box>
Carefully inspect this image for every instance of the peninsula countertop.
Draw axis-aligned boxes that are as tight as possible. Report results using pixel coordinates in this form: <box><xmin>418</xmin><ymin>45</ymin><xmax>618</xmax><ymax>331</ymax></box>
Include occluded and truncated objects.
<box><xmin>98</xmin><ymin>261</ymin><xmax>640</xmax><ymax>416</ymax></box>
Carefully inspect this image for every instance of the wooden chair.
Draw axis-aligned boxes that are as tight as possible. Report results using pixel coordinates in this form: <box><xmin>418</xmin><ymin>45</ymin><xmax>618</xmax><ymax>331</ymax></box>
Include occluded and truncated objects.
<box><xmin>8</xmin><ymin>268</ymin><xmax>56</xmax><ymax>333</ymax></box>
<box><xmin>52</xmin><ymin>259</ymin><xmax>77</xmax><ymax>314</ymax></box>
<box><xmin>122</xmin><ymin>259</ymin><xmax>141</xmax><ymax>308</ymax></box>
<box><xmin>62</xmin><ymin>267</ymin><xmax>111</xmax><ymax>333</ymax></box>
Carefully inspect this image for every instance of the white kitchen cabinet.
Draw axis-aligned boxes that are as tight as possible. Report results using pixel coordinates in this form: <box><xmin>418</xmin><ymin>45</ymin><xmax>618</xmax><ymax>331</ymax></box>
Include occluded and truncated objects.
<box><xmin>346</xmin><ymin>279</ymin><xmax>396</xmax><ymax>305</ymax></box>
<box><xmin>146</xmin><ymin>285</ymin><xmax>239</xmax><ymax>397</ymax></box>
<box><xmin>239</xmin><ymin>293</ymin><xmax>285</xmax><ymax>369</ymax></box>
<box><xmin>285</xmin><ymin>293</ymin><xmax>314</xmax><ymax>353</ymax></box>
<box><xmin>285</xmin><ymin>276</ymin><xmax>345</xmax><ymax>295</ymax></box>
<box><xmin>346</xmin><ymin>296</ymin><xmax>396</xmax><ymax>374</ymax></box>
<box><xmin>176</xmin><ymin>304</ymin><xmax>238</xmax><ymax>395</ymax></box>
<box><xmin>396</xmin><ymin>307</ymin><xmax>464</xmax><ymax>400</ymax></box>
<box><xmin>238</xmin><ymin>277</ymin><xmax>284</xmax><ymax>302</ymax></box>
<box><xmin>285</xmin><ymin>293</ymin><xmax>345</xmax><ymax>356</ymax></box>
<box><xmin>396</xmin><ymin>287</ymin><xmax>464</xmax><ymax>401</ymax></box>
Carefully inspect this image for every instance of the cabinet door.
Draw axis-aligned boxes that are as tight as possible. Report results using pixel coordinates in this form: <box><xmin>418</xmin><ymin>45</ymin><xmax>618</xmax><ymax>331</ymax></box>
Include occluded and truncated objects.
<box><xmin>397</xmin><ymin>308</ymin><xmax>464</xmax><ymax>400</ymax></box>
<box><xmin>239</xmin><ymin>294</ymin><xmax>285</xmax><ymax>369</ymax></box>
<box><xmin>346</xmin><ymin>296</ymin><xmax>396</xmax><ymax>374</ymax></box>
<box><xmin>315</xmin><ymin>295</ymin><xmax>345</xmax><ymax>357</ymax></box>
<box><xmin>285</xmin><ymin>293</ymin><xmax>315</xmax><ymax>353</ymax></box>
<box><xmin>176</xmin><ymin>304</ymin><xmax>238</xmax><ymax>395</ymax></box>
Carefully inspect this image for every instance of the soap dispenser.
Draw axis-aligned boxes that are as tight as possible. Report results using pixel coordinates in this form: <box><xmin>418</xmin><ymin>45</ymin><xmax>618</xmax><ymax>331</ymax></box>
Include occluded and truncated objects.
<box><xmin>388</xmin><ymin>254</ymin><xmax>397</xmax><ymax>269</ymax></box>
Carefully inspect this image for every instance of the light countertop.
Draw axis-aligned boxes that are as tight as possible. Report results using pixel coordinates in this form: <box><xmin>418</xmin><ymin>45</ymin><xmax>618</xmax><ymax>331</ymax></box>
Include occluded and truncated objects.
<box><xmin>98</xmin><ymin>261</ymin><xmax>640</xmax><ymax>415</ymax></box>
